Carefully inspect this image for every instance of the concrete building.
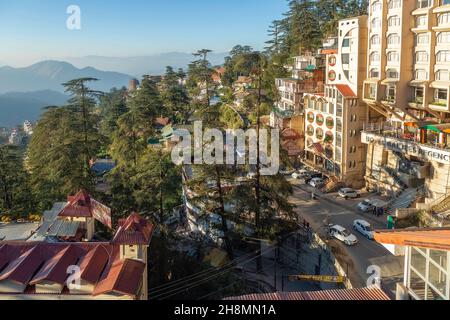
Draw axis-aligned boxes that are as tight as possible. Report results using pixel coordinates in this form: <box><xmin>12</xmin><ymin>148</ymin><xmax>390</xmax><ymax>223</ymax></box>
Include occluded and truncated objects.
<box><xmin>270</xmin><ymin>53</ymin><xmax>325</xmax><ymax>158</ymax></box>
<box><xmin>303</xmin><ymin>16</ymin><xmax>368</xmax><ymax>189</ymax></box>
<box><xmin>362</xmin><ymin>0</ymin><xmax>450</xmax><ymax>215</ymax></box>
<box><xmin>375</xmin><ymin>227</ymin><xmax>450</xmax><ymax>300</ymax></box>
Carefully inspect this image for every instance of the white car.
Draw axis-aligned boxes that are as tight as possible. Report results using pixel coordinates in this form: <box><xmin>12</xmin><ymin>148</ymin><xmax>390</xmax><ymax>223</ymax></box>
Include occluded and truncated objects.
<box><xmin>329</xmin><ymin>225</ymin><xmax>358</xmax><ymax>246</ymax></box>
<box><xmin>309</xmin><ymin>177</ymin><xmax>325</xmax><ymax>188</ymax></box>
<box><xmin>353</xmin><ymin>219</ymin><xmax>374</xmax><ymax>240</ymax></box>
<box><xmin>338</xmin><ymin>188</ymin><xmax>360</xmax><ymax>199</ymax></box>
<box><xmin>280</xmin><ymin>168</ymin><xmax>296</xmax><ymax>175</ymax></box>
<box><xmin>357</xmin><ymin>199</ymin><xmax>388</xmax><ymax>213</ymax></box>
<box><xmin>292</xmin><ymin>169</ymin><xmax>309</xmax><ymax>180</ymax></box>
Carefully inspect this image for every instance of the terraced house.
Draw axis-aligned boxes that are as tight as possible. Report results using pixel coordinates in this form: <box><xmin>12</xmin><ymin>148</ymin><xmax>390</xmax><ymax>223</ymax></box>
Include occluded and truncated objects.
<box><xmin>362</xmin><ymin>0</ymin><xmax>450</xmax><ymax>220</ymax></box>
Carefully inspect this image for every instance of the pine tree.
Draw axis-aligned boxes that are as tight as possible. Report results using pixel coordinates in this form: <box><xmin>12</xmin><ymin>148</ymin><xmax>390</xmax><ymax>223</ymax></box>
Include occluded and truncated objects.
<box><xmin>160</xmin><ymin>66</ymin><xmax>191</xmax><ymax>124</ymax></box>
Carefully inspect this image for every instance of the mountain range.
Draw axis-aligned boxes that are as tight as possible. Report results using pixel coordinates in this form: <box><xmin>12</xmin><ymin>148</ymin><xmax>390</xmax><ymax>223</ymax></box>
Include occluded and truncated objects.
<box><xmin>0</xmin><ymin>61</ymin><xmax>133</xmax><ymax>94</ymax></box>
<box><xmin>63</xmin><ymin>52</ymin><xmax>228</xmax><ymax>77</ymax></box>
<box><xmin>0</xmin><ymin>90</ymin><xmax>69</xmax><ymax>127</ymax></box>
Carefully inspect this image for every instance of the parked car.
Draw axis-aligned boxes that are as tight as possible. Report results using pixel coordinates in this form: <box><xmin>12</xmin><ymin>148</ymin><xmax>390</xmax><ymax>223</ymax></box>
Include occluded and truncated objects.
<box><xmin>309</xmin><ymin>177</ymin><xmax>325</xmax><ymax>188</ymax></box>
<box><xmin>329</xmin><ymin>224</ymin><xmax>358</xmax><ymax>246</ymax></box>
<box><xmin>353</xmin><ymin>219</ymin><xmax>374</xmax><ymax>240</ymax></box>
<box><xmin>280</xmin><ymin>168</ymin><xmax>296</xmax><ymax>175</ymax></box>
<box><xmin>292</xmin><ymin>169</ymin><xmax>310</xmax><ymax>180</ymax></box>
<box><xmin>357</xmin><ymin>199</ymin><xmax>388</xmax><ymax>213</ymax></box>
<box><xmin>338</xmin><ymin>188</ymin><xmax>360</xmax><ymax>199</ymax></box>
<box><xmin>305</xmin><ymin>173</ymin><xmax>323</xmax><ymax>184</ymax></box>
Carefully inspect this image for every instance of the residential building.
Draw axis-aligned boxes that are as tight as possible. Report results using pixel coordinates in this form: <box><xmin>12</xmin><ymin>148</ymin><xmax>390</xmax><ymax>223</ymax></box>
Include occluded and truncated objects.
<box><xmin>375</xmin><ymin>227</ymin><xmax>450</xmax><ymax>300</ymax></box>
<box><xmin>303</xmin><ymin>16</ymin><xmax>368</xmax><ymax>188</ymax></box>
<box><xmin>362</xmin><ymin>0</ymin><xmax>450</xmax><ymax>215</ymax></box>
<box><xmin>270</xmin><ymin>53</ymin><xmax>325</xmax><ymax>158</ymax></box>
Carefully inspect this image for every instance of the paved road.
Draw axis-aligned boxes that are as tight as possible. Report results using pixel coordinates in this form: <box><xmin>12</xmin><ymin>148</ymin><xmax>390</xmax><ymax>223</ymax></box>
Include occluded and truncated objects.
<box><xmin>288</xmin><ymin>179</ymin><xmax>394</xmax><ymax>288</ymax></box>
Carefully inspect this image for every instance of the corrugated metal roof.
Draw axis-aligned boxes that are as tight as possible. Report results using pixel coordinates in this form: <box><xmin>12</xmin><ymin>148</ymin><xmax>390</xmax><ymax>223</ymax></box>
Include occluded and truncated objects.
<box><xmin>93</xmin><ymin>259</ymin><xmax>145</xmax><ymax>297</ymax></box>
<box><xmin>225</xmin><ymin>287</ymin><xmax>391</xmax><ymax>301</ymax></box>
<box><xmin>0</xmin><ymin>245</ymin><xmax>45</xmax><ymax>285</ymax></box>
<box><xmin>335</xmin><ymin>84</ymin><xmax>357</xmax><ymax>98</ymax></box>
<box><xmin>78</xmin><ymin>245</ymin><xmax>110</xmax><ymax>285</ymax></box>
<box><xmin>112</xmin><ymin>213</ymin><xmax>154</xmax><ymax>245</ymax></box>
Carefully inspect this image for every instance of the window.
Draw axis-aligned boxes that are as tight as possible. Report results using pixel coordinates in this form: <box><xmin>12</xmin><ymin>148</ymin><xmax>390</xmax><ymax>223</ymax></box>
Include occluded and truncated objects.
<box><xmin>416</xmin><ymin>51</ymin><xmax>429</xmax><ymax>63</ymax></box>
<box><xmin>387</xmin><ymin>34</ymin><xmax>400</xmax><ymax>45</ymax></box>
<box><xmin>371</xmin><ymin>18</ymin><xmax>381</xmax><ymax>29</ymax></box>
<box><xmin>437</xmin><ymin>50</ymin><xmax>450</xmax><ymax>62</ymax></box>
<box><xmin>417</xmin><ymin>0</ymin><xmax>431</xmax><ymax>9</ymax></box>
<box><xmin>342</xmin><ymin>38</ymin><xmax>350</xmax><ymax>48</ymax></box>
<box><xmin>437</xmin><ymin>32</ymin><xmax>450</xmax><ymax>44</ymax></box>
<box><xmin>388</xmin><ymin>16</ymin><xmax>401</xmax><ymax>27</ymax></box>
<box><xmin>388</xmin><ymin>0</ymin><xmax>401</xmax><ymax>9</ymax></box>
<box><xmin>442</xmin><ymin>0</ymin><xmax>450</xmax><ymax>5</ymax></box>
<box><xmin>372</xmin><ymin>1</ymin><xmax>381</xmax><ymax>12</ymax></box>
<box><xmin>435</xmin><ymin>89</ymin><xmax>448</xmax><ymax>101</ymax></box>
<box><xmin>342</xmin><ymin>53</ymin><xmax>350</xmax><ymax>64</ymax></box>
<box><xmin>370</xmin><ymin>35</ymin><xmax>380</xmax><ymax>47</ymax></box>
<box><xmin>416</xmin><ymin>33</ymin><xmax>429</xmax><ymax>45</ymax></box>
<box><xmin>436</xmin><ymin>70</ymin><xmax>450</xmax><ymax>81</ymax></box>
<box><xmin>415</xmin><ymin>87</ymin><xmax>424</xmax><ymax>102</ymax></box>
<box><xmin>328</xmin><ymin>103</ymin><xmax>334</xmax><ymax>114</ymax></box>
<box><xmin>370</xmin><ymin>52</ymin><xmax>380</xmax><ymax>63</ymax></box>
<box><xmin>387</xmin><ymin>69</ymin><xmax>399</xmax><ymax>79</ymax></box>
<box><xmin>416</xmin><ymin>15</ymin><xmax>427</xmax><ymax>27</ymax></box>
<box><xmin>370</xmin><ymin>68</ymin><xmax>380</xmax><ymax>78</ymax></box>
<box><xmin>438</xmin><ymin>13</ymin><xmax>450</xmax><ymax>25</ymax></box>
<box><xmin>415</xmin><ymin>69</ymin><xmax>428</xmax><ymax>80</ymax></box>
<box><xmin>387</xmin><ymin>51</ymin><xmax>399</xmax><ymax>62</ymax></box>
<box><xmin>369</xmin><ymin>84</ymin><xmax>377</xmax><ymax>98</ymax></box>
<box><xmin>387</xmin><ymin>85</ymin><xmax>396</xmax><ymax>101</ymax></box>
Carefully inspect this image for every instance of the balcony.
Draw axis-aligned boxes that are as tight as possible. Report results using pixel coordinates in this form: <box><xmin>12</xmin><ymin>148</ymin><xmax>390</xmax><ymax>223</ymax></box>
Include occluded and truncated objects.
<box><xmin>272</xmin><ymin>105</ymin><xmax>295</xmax><ymax>119</ymax></box>
<box><xmin>362</xmin><ymin>123</ymin><xmax>450</xmax><ymax>165</ymax></box>
<box><xmin>408</xmin><ymin>96</ymin><xmax>424</xmax><ymax>108</ymax></box>
<box><xmin>429</xmin><ymin>100</ymin><xmax>449</xmax><ymax>111</ymax></box>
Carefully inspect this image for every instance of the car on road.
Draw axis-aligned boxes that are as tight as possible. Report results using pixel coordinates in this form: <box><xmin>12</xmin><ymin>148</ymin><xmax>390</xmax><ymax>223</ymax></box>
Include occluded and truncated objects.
<box><xmin>309</xmin><ymin>177</ymin><xmax>325</xmax><ymax>188</ymax></box>
<box><xmin>338</xmin><ymin>188</ymin><xmax>360</xmax><ymax>199</ymax></box>
<box><xmin>329</xmin><ymin>224</ymin><xmax>358</xmax><ymax>246</ymax></box>
<box><xmin>305</xmin><ymin>173</ymin><xmax>323</xmax><ymax>184</ymax></box>
<box><xmin>357</xmin><ymin>199</ymin><xmax>389</xmax><ymax>213</ymax></box>
<box><xmin>353</xmin><ymin>219</ymin><xmax>374</xmax><ymax>240</ymax></box>
<box><xmin>292</xmin><ymin>169</ymin><xmax>310</xmax><ymax>180</ymax></box>
<box><xmin>280</xmin><ymin>168</ymin><xmax>296</xmax><ymax>175</ymax></box>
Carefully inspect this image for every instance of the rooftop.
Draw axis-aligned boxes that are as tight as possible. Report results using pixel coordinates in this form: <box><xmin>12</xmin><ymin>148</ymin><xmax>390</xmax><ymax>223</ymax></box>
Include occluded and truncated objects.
<box><xmin>374</xmin><ymin>227</ymin><xmax>450</xmax><ymax>251</ymax></box>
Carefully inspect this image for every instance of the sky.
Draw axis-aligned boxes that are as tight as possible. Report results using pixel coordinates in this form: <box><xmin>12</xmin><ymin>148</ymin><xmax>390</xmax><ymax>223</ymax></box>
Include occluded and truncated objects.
<box><xmin>0</xmin><ymin>0</ymin><xmax>288</xmax><ymax>67</ymax></box>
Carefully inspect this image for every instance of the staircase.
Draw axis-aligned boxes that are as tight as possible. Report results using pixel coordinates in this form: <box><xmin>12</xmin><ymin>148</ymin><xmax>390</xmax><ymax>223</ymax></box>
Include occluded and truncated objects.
<box><xmin>431</xmin><ymin>194</ymin><xmax>450</xmax><ymax>214</ymax></box>
<box><xmin>320</xmin><ymin>176</ymin><xmax>341</xmax><ymax>194</ymax></box>
<box><xmin>386</xmin><ymin>188</ymin><xmax>419</xmax><ymax>215</ymax></box>
<box><xmin>382</xmin><ymin>166</ymin><xmax>408</xmax><ymax>191</ymax></box>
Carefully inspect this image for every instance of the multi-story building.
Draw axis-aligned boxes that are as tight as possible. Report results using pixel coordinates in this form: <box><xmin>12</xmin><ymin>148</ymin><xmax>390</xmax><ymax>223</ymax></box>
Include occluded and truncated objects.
<box><xmin>270</xmin><ymin>53</ymin><xmax>325</xmax><ymax>157</ymax></box>
<box><xmin>362</xmin><ymin>0</ymin><xmax>450</xmax><ymax>213</ymax></box>
<box><xmin>303</xmin><ymin>16</ymin><xmax>368</xmax><ymax>189</ymax></box>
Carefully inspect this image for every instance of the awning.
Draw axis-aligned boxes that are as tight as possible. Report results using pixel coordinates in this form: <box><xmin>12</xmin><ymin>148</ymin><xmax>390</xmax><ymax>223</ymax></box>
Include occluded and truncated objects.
<box><xmin>409</xmin><ymin>80</ymin><xmax>428</xmax><ymax>87</ymax></box>
<box><xmin>430</xmin><ymin>81</ymin><xmax>450</xmax><ymax>89</ymax></box>
<box><xmin>421</xmin><ymin>123</ymin><xmax>450</xmax><ymax>133</ymax></box>
<box><xmin>405</xmin><ymin>121</ymin><xmax>437</xmax><ymax>128</ymax></box>
<box><xmin>381</xmin><ymin>78</ymin><xmax>399</xmax><ymax>85</ymax></box>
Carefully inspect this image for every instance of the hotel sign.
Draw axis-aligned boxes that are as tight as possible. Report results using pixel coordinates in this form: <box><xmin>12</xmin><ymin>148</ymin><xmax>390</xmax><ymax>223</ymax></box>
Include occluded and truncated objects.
<box><xmin>362</xmin><ymin>132</ymin><xmax>450</xmax><ymax>165</ymax></box>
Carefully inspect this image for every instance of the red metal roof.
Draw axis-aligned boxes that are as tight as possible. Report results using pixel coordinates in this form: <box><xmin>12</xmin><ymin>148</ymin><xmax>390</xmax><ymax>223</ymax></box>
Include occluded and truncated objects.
<box><xmin>93</xmin><ymin>259</ymin><xmax>145</xmax><ymax>297</ymax></box>
<box><xmin>321</xmin><ymin>49</ymin><xmax>338</xmax><ymax>55</ymax></box>
<box><xmin>112</xmin><ymin>213</ymin><xmax>154</xmax><ymax>245</ymax></box>
<box><xmin>30</xmin><ymin>245</ymin><xmax>79</xmax><ymax>285</ymax></box>
<box><xmin>0</xmin><ymin>245</ymin><xmax>45</xmax><ymax>285</ymax></box>
<box><xmin>335</xmin><ymin>84</ymin><xmax>357</xmax><ymax>98</ymax></box>
<box><xmin>0</xmin><ymin>242</ymin><xmax>144</xmax><ymax>297</ymax></box>
<box><xmin>58</xmin><ymin>190</ymin><xmax>112</xmax><ymax>228</ymax></box>
<box><xmin>225</xmin><ymin>287</ymin><xmax>391</xmax><ymax>301</ymax></box>
<box><xmin>78</xmin><ymin>245</ymin><xmax>111</xmax><ymax>285</ymax></box>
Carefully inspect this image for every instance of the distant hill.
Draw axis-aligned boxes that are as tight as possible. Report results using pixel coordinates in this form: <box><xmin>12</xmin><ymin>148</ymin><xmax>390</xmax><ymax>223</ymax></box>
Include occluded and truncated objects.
<box><xmin>64</xmin><ymin>52</ymin><xmax>228</xmax><ymax>77</ymax></box>
<box><xmin>0</xmin><ymin>90</ymin><xmax>69</xmax><ymax>127</ymax></box>
<box><xmin>0</xmin><ymin>61</ymin><xmax>133</xmax><ymax>94</ymax></box>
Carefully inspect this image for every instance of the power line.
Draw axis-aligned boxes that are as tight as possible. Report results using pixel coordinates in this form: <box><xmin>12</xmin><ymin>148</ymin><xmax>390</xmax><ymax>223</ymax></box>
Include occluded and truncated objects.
<box><xmin>148</xmin><ymin>249</ymin><xmax>260</xmax><ymax>295</ymax></box>
<box><xmin>151</xmin><ymin>246</ymin><xmax>276</xmax><ymax>300</ymax></box>
<box><xmin>196</xmin><ymin>278</ymin><xmax>244</xmax><ymax>301</ymax></box>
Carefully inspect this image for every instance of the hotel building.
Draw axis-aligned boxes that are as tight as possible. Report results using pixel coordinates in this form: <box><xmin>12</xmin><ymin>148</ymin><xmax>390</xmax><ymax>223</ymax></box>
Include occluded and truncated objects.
<box><xmin>362</xmin><ymin>0</ymin><xmax>450</xmax><ymax>216</ymax></box>
<box><xmin>270</xmin><ymin>54</ymin><xmax>325</xmax><ymax>158</ymax></box>
<box><xmin>303</xmin><ymin>16</ymin><xmax>368</xmax><ymax>189</ymax></box>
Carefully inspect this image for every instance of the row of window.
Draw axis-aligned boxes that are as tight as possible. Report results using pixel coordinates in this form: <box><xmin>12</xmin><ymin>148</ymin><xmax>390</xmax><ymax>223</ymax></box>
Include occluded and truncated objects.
<box><xmin>372</xmin><ymin>0</ymin><xmax>450</xmax><ymax>13</ymax></box>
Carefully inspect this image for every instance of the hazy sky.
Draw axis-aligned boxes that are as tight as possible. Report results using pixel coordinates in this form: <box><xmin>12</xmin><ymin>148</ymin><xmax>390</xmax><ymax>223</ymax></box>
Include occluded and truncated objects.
<box><xmin>0</xmin><ymin>0</ymin><xmax>287</xmax><ymax>67</ymax></box>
